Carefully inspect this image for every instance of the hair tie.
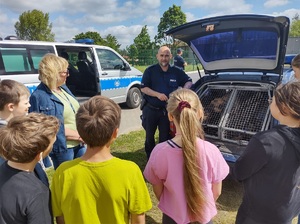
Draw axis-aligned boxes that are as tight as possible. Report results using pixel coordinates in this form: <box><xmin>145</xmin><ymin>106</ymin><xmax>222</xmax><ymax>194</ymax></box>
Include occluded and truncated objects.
<box><xmin>177</xmin><ymin>101</ymin><xmax>191</xmax><ymax>112</ymax></box>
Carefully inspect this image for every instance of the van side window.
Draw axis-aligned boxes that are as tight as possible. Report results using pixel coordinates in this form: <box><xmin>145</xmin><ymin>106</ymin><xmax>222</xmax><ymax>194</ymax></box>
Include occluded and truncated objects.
<box><xmin>31</xmin><ymin>49</ymin><xmax>51</xmax><ymax>69</ymax></box>
<box><xmin>1</xmin><ymin>48</ymin><xmax>30</xmax><ymax>72</ymax></box>
<box><xmin>0</xmin><ymin>45</ymin><xmax>54</xmax><ymax>75</ymax></box>
<box><xmin>96</xmin><ymin>49</ymin><xmax>123</xmax><ymax>70</ymax></box>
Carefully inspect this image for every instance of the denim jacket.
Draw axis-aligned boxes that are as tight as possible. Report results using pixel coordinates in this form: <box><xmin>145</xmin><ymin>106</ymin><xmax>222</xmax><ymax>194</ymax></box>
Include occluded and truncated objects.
<box><xmin>29</xmin><ymin>82</ymin><xmax>76</xmax><ymax>154</ymax></box>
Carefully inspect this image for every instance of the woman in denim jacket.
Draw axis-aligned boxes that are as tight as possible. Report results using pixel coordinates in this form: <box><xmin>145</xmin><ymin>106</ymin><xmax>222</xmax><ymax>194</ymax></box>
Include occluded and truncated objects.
<box><xmin>30</xmin><ymin>53</ymin><xmax>86</xmax><ymax>169</ymax></box>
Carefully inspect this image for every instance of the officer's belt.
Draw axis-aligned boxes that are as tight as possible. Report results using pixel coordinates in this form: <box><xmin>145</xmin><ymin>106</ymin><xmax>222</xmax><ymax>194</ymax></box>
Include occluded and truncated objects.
<box><xmin>147</xmin><ymin>103</ymin><xmax>165</xmax><ymax>110</ymax></box>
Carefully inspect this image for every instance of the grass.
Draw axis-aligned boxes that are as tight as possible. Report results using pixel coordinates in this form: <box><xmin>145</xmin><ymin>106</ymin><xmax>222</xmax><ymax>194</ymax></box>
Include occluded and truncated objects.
<box><xmin>46</xmin><ymin>129</ymin><xmax>299</xmax><ymax>224</ymax></box>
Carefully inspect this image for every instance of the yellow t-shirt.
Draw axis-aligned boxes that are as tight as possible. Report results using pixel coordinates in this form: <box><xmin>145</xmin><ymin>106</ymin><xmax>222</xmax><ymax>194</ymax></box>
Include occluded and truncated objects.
<box><xmin>51</xmin><ymin>157</ymin><xmax>152</xmax><ymax>224</ymax></box>
<box><xmin>53</xmin><ymin>89</ymin><xmax>80</xmax><ymax>148</ymax></box>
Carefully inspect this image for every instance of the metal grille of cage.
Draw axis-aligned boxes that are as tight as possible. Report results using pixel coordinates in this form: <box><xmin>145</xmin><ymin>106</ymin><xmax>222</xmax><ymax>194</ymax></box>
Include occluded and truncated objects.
<box><xmin>222</xmin><ymin>90</ymin><xmax>270</xmax><ymax>144</ymax></box>
<box><xmin>200</xmin><ymin>88</ymin><xmax>234</xmax><ymax>138</ymax></box>
<box><xmin>199</xmin><ymin>85</ymin><xmax>271</xmax><ymax>144</ymax></box>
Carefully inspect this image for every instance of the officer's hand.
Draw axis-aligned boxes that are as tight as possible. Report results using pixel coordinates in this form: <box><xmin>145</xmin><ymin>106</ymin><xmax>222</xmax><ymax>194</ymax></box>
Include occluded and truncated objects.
<box><xmin>157</xmin><ymin>93</ymin><xmax>168</xmax><ymax>101</ymax></box>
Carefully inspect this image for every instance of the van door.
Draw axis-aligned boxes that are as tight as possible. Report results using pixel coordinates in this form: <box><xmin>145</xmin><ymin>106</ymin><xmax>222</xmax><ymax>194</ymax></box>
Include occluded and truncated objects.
<box><xmin>55</xmin><ymin>45</ymin><xmax>99</xmax><ymax>97</ymax></box>
<box><xmin>95</xmin><ymin>48</ymin><xmax>130</xmax><ymax>103</ymax></box>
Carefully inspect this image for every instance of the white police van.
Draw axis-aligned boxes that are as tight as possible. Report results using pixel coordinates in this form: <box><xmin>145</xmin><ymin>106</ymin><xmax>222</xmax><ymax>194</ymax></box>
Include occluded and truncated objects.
<box><xmin>0</xmin><ymin>39</ymin><xmax>142</xmax><ymax>108</ymax></box>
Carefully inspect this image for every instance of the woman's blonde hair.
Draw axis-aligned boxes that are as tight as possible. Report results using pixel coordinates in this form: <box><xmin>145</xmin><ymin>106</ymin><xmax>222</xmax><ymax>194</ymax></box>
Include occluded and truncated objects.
<box><xmin>167</xmin><ymin>88</ymin><xmax>206</xmax><ymax>220</ymax></box>
<box><xmin>38</xmin><ymin>53</ymin><xmax>68</xmax><ymax>89</ymax></box>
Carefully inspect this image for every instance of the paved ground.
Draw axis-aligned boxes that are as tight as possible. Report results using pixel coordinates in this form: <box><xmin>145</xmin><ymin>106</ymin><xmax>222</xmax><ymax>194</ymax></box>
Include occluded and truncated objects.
<box><xmin>77</xmin><ymin>71</ymin><xmax>202</xmax><ymax>137</ymax></box>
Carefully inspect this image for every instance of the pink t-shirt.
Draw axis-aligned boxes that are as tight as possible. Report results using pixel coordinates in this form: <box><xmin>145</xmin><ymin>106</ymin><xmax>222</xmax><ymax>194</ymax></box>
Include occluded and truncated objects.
<box><xmin>144</xmin><ymin>138</ymin><xmax>229</xmax><ymax>224</ymax></box>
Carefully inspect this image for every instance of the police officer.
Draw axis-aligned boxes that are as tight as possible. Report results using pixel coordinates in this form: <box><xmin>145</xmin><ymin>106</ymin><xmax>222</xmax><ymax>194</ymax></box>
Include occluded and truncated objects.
<box><xmin>141</xmin><ymin>46</ymin><xmax>192</xmax><ymax>159</ymax></box>
<box><xmin>174</xmin><ymin>48</ymin><xmax>187</xmax><ymax>70</ymax></box>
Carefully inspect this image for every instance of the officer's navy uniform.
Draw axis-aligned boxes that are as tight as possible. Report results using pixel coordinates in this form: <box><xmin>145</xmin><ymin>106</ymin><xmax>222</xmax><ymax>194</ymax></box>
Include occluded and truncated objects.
<box><xmin>141</xmin><ymin>64</ymin><xmax>192</xmax><ymax>159</ymax></box>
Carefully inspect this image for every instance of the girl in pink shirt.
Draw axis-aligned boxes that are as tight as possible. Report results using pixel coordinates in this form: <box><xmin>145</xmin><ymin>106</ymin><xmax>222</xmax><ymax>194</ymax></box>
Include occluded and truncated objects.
<box><xmin>144</xmin><ymin>88</ymin><xmax>229</xmax><ymax>224</ymax></box>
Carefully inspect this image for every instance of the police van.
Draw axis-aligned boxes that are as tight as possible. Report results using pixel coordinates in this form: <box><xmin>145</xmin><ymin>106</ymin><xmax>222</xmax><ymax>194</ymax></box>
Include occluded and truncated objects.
<box><xmin>0</xmin><ymin>39</ymin><xmax>143</xmax><ymax>108</ymax></box>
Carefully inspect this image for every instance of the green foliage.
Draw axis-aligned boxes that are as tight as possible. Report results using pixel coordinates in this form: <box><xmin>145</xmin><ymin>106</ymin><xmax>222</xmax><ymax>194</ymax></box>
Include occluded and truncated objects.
<box><xmin>290</xmin><ymin>14</ymin><xmax>300</xmax><ymax>37</ymax></box>
<box><xmin>155</xmin><ymin>4</ymin><xmax>186</xmax><ymax>45</ymax></box>
<box><xmin>134</xmin><ymin>25</ymin><xmax>153</xmax><ymax>49</ymax></box>
<box><xmin>104</xmin><ymin>34</ymin><xmax>121</xmax><ymax>52</ymax></box>
<box><xmin>14</xmin><ymin>9</ymin><xmax>55</xmax><ymax>41</ymax></box>
<box><xmin>74</xmin><ymin>31</ymin><xmax>105</xmax><ymax>45</ymax></box>
<box><xmin>74</xmin><ymin>31</ymin><xmax>121</xmax><ymax>52</ymax></box>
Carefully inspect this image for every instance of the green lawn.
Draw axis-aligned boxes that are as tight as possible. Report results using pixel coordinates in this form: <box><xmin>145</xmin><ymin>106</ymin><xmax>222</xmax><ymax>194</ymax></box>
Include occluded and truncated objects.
<box><xmin>46</xmin><ymin>129</ymin><xmax>299</xmax><ymax>224</ymax></box>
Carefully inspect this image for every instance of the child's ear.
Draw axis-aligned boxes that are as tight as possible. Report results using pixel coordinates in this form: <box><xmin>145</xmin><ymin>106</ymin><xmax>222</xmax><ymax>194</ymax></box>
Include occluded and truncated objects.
<box><xmin>35</xmin><ymin>152</ymin><xmax>43</xmax><ymax>162</ymax></box>
<box><xmin>112</xmin><ymin>128</ymin><xmax>118</xmax><ymax>139</ymax></box>
<box><xmin>7</xmin><ymin>103</ymin><xmax>15</xmax><ymax>112</ymax></box>
<box><xmin>168</xmin><ymin>113</ymin><xmax>174</xmax><ymax>122</ymax></box>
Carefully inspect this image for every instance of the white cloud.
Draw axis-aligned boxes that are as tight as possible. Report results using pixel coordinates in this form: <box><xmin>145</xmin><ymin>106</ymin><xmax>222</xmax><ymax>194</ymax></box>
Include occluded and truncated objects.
<box><xmin>271</xmin><ymin>8</ymin><xmax>300</xmax><ymax>22</ymax></box>
<box><xmin>264</xmin><ymin>0</ymin><xmax>289</xmax><ymax>8</ymax></box>
<box><xmin>182</xmin><ymin>0</ymin><xmax>252</xmax><ymax>13</ymax></box>
<box><xmin>185</xmin><ymin>12</ymin><xmax>199</xmax><ymax>22</ymax></box>
<box><xmin>143</xmin><ymin>11</ymin><xmax>161</xmax><ymax>25</ymax></box>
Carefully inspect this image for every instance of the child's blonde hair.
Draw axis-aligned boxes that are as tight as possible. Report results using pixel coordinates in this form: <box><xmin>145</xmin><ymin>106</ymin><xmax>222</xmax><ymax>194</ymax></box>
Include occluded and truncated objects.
<box><xmin>167</xmin><ymin>88</ymin><xmax>206</xmax><ymax>220</ymax></box>
<box><xmin>0</xmin><ymin>113</ymin><xmax>59</xmax><ymax>163</ymax></box>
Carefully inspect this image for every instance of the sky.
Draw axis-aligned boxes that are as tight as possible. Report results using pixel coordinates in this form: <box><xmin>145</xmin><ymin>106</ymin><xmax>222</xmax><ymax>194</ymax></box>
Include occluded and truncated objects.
<box><xmin>0</xmin><ymin>0</ymin><xmax>299</xmax><ymax>49</ymax></box>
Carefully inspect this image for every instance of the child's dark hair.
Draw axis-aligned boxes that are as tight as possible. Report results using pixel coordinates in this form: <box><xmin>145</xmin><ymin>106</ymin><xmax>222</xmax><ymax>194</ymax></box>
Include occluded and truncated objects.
<box><xmin>76</xmin><ymin>95</ymin><xmax>121</xmax><ymax>148</ymax></box>
<box><xmin>291</xmin><ymin>54</ymin><xmax>300</xmax><ymax>69</ymax></box>
<box><xmin>275</xmin><ymin>81</ymin><xmax>300</xmax><ymax>121</ymax></box>
<box><xmin>0</xmin><ymin>113</ymin><xmax>59</xmax><ymax>163</ymax></box>
<box><xmin>0</xmin><ymin>80</ymin><xmax>30</xmax><ymax>110</ymax></box>
<box><xmin>167</xmin><ymin>88</ymin><xmax>206</xmax><ymax>220</ymax></box>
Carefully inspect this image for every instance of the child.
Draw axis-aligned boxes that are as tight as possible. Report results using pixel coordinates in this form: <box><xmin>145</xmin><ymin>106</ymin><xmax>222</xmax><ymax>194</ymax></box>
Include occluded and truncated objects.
<box><xmin>51</xmin><ymin>95</ymin><xmax>152</xmax><ymax>224</ymax></box>
<box><xmin>144</xmin><ymin>88</ymin><xmax>229</xmax><ymax>224</ymax></box>
<box><xmin>282</xmin><ymin>54</ymin><xmax>300</xmax><ymax>84</ymax></box>
<box><xmin>0</xmin><ymin>79</ymin><xmax>30</xmax><ymax>127</ymax></box>
<box><xmin>0</xmin><ymin>113</ymin><xmax>59</xmax><ymax>224</ymax></box>
<box><xmin>0</xmin><ymin>79</ymin><xmax>50</xmax><ymax>186</ymax></box>
<box><xmin>232</xmin><ymin>82</ymin><xmax>300</xmax><ymax>224</ymax></box>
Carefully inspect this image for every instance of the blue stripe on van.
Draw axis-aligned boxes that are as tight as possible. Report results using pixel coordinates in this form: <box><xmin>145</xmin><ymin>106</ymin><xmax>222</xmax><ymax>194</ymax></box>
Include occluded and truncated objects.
<box><xmin>100</xmin><ymin>76</ymin><xmax>142</xmax><ymax>91</ymax></box>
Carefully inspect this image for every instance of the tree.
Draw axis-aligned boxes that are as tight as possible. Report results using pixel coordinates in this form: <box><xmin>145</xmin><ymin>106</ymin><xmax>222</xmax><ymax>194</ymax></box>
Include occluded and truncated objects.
<box><xmin>133</xmin><ymin>25</ymin><xmax>155</xmax><ymax>65</ymax></box>
<box><xmin>74</xmin><ymin>32</ymin><xmax>121</xmax><ymax>52</ymax></box>
<box><xmin>290</xmin><ymin>13</ymin><xmax>300</xmax><ymax>37</ymax></box>
<box><xmin>104</xmin><ymin>34</ymin><xmax>121</xmax><ymax>52</ymax></box>
<box><xmin>134</xmin><ymin>25</ymin><xmax>153</xmax><ymax>49</ymax></box>
<box><xmin>74</xmin><ymin>31</ymin><xmax>104</xmax><ymax>45</ymax></box>
<box><xmin>15</xmin><ymin>9</ymin><xmax>54</xmax><ymax>41</ymax></box>
<box><xmin>126</xmin><ymin>44</ymin><xmax>138</xmax><ymax>65</ymax></box>
<box><xmin>155</xmin><ymin>4</ymin><xmax>186</xmax><ymax>46</ymax></box>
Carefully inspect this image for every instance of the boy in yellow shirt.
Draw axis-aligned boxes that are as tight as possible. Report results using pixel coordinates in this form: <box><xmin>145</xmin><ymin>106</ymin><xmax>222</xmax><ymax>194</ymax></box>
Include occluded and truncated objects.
<box><xmin>51</xmin><ymin>95</ymin><xmax>152</xmax><ymax>224</ymax></box>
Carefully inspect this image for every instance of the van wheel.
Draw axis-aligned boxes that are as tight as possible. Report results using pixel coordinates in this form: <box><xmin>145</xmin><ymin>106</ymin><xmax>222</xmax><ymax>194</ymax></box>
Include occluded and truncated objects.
<box><xmin>126</xmin><ymin>87</ymin><xmax>141</xmax><ymax>109</ymax></box>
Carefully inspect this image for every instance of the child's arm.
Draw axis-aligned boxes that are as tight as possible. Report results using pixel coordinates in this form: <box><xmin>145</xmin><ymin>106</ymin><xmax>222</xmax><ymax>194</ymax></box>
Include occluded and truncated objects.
<box><xmin>152</xmin><ymin>183</ymin><xmax>164</xmax><ymax>200</ymax></box>
<box><xmin>212</xmin><ymin>182</ymin><xmax>222</xmax><ymax>201</ymax></box>
<box><xmin>56</xmin><ymin>216</ymin><xmax>65</xmax><ymax>224</ymax></box>
<box><xmin>131</xmin><ymin>213</ymin><xmax>145</xmax><ymax>224</ymax></box>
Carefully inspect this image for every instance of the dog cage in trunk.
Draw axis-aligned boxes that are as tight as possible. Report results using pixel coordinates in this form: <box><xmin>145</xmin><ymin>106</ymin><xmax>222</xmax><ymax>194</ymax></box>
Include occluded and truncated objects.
<box><xmin>199</xmin><ymin>84</ymin><xmax>273</xmax><ymax>146</ymax></box>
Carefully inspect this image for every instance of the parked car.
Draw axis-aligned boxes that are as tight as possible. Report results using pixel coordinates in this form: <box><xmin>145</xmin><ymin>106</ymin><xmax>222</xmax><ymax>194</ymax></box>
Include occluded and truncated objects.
<box><xmin>166</xmin><ymin>14</ymin><xmax>290</xmax><ymax>164</ymax></box>
<box><xmin>0</xmin><ymin>40</ymin><xmax>142</xmax><ymax>108</ymax></box>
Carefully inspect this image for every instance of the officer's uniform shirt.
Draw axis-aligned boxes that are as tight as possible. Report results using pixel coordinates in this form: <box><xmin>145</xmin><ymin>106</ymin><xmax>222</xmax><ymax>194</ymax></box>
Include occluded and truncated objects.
<box><xmin>141</xmin><ymin>64</ymin><xmax>192</xmax><ymax>108</ymax></box>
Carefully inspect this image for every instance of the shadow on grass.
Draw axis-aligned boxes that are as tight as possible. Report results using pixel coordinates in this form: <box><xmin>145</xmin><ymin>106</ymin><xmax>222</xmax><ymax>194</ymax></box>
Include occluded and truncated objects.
<box><xmin>217</xmin><ymin>176</ymin><xmax>243</xmax><ymax>212</ymax></box>
<box><xmin>112</xmin><ymin>148</ymin><xmax>147</xmax><ymax>171</ymax></box>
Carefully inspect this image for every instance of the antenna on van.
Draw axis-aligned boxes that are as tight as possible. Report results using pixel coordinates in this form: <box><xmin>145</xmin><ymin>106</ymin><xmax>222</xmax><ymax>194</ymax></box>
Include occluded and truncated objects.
<box><xmin>75</xmin><ymin>38</ymin><xmax>94</xmax><ymax>44</ymax></box>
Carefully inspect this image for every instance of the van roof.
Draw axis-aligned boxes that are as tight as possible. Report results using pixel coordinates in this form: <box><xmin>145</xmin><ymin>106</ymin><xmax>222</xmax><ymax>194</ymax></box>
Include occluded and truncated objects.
<box><xmin>0</xmin><ymin>39</ymin><xmax>114</xmax><ymax>50</ymax></box>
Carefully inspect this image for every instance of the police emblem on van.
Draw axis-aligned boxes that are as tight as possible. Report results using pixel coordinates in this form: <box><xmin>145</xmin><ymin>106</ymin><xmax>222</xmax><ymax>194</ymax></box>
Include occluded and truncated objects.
<box><xmin>114</xmin><ymin>80</ymin><xmax>120</xmax><ymax>87</ymax></box>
